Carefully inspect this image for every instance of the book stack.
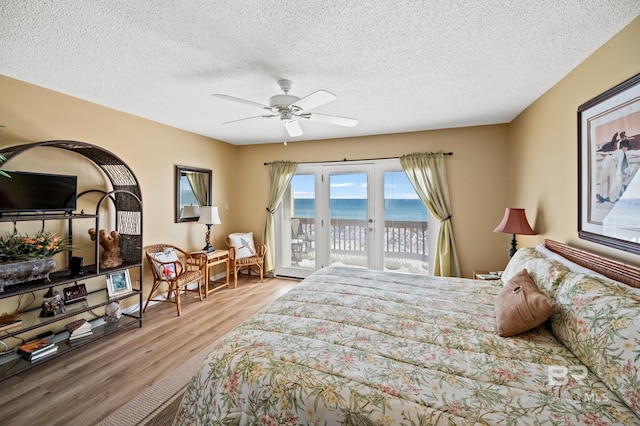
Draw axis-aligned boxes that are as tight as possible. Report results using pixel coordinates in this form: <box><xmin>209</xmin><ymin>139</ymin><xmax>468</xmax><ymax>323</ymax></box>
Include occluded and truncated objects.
<box><xmin>65</xmin><ymin>319</ymin><xmax>93</xmax><ymax>342</ymax></box>
<box><xmin>17</xmin><ymin>339</ymin><xmax>58</xmax><ymax>362</ymax></box>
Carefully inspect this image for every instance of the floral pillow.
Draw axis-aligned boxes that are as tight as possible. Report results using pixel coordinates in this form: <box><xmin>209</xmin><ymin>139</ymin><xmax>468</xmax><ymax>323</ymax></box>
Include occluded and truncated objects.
<box><xmin>501</xmin><ymin>247</ymin><xmax>570</xmax><ymax>298</ymax></box>
<box><xmin>228</xmin><ymin>232</ymin><xmax>257</xmax><ymax>259</ymax></box>
<box><xmin>551</xmin><ymin>272</ymin><xmax>640</xmax><ymax>415</ymax></box>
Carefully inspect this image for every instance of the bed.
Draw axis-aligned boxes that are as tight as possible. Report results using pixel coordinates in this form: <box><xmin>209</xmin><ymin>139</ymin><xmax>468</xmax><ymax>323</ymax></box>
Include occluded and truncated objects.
<box><xmin>175</xmin><ymin>240</ymin><xmax>640</xmax><ymax>425</ymax></box>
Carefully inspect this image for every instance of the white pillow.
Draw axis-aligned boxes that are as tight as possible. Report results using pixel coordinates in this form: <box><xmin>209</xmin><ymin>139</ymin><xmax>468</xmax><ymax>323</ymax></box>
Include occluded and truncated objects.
<box><xmin>149</xmin><ymin>248</ymin><xmax>179</xmax><ymax>279</ymax></box>
<box><xmin>535</xmin><ymin>244</ymin><xmax>608</xmax><ymax>279</ymax></box>
<box><xmin>228</xmin><ymin>232</ymin><xmax>257</xmax><ymax>259</ymax></box>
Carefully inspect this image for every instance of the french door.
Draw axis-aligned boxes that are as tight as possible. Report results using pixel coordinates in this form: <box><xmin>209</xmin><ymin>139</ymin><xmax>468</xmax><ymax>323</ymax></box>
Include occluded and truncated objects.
<box><xmin>275</xmin><ymin>159</ymin><xmax>430</xmax><ymax>278</ymax></box>
<box><xmin>323</xmin><ymin>164</ymin><xmax>375</xmax><ymax>270</ymax></box>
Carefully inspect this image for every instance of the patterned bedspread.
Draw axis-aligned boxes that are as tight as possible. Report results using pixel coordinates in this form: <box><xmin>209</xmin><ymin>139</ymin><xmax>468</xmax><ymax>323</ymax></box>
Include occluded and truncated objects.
<box><xmin>175</xmin><ymin>266</ymin><xmax>637</xmax><ymax>425</ymax></box>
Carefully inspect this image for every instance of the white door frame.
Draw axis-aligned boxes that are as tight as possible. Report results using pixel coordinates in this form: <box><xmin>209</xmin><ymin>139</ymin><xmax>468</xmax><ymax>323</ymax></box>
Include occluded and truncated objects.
<box><xmin>274</xmin><ymin>158</ymin><xmax>435</xmax><ymax>277</ymax></box>
<box><xmin>320</xmin><ymin>163</ymin><xmax>376</xmax><ymax>270</ymax></box>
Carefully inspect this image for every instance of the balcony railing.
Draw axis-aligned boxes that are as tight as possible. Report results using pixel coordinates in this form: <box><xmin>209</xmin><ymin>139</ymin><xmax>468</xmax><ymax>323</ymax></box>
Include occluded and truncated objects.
<box><xmin>293</xmin><ymin>217</ymin><xmax>428</xmax><ymax>260</ymax></box>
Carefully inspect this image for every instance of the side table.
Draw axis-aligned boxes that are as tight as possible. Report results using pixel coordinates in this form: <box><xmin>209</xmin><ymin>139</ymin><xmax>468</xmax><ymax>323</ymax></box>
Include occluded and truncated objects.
<box><xmin>473</xmin><ymin>270</ymin><xmax>502</xmax><ymax>280</ymax></box>
<box><xmin>190</xmin><ymin>249</ymin><xmax>230</xmax><ymax>297</ymax></box>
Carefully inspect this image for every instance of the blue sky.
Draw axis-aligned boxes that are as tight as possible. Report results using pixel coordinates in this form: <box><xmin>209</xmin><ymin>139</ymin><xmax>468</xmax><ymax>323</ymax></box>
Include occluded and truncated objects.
<box><xmin>291</xmin><ymin>172</ymin><xmax>419</xmax><ymax>199</ymax></box>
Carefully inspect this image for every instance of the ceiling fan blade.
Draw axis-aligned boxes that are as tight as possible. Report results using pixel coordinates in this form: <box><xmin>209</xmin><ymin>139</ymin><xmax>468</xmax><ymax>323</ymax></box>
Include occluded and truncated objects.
<box><xmin>223</xmin><ymin>114</ymin><xmax>277</xmax><ymax>125</ymax></box>
<box><xmin>302</xmin><ymin>113</ymin><xmax>358</xmax><ymax>127</ymax></box>
<box><xmin>212</xmin><ymin>94</ymin><xmax>270</xmax><ymax>110</ymax></box>
<box><xmin>292</xmin><ymin>90</ymin><xmax>337</xmax><ymax>111</ymax></box>
<box><xmin>283</xmin><ymin>119</ymin><xmax>303</xmax><ymax>137</ymax></box>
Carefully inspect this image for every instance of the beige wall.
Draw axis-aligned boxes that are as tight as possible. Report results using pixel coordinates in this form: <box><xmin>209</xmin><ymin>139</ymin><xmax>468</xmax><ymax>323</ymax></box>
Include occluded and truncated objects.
<box><xmin>0</xmin><ymin>76</ymin><xmax>238</xmax><ymax>307</ymax></box>
<box><xmin>0</xmin><ymin>76</ymin><xmax>237</xmax><ymax>251</ymax></box>
<box><xmin>508</xmin><ymin>16</ymin><xmax>640</xmax><ymax>266</ymax></box>
<box><xmin>1</xmin><ymin>82</ymin><xmax>511</xmax><ymax>280</ymax></box>
<box><xmin>236</xmin><ymin>126</ymin><xmax>510</xmax><ymax>276</ymax></box>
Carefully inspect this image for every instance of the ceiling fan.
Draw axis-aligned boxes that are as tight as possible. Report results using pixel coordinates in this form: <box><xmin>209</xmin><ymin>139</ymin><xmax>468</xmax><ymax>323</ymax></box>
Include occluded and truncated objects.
<box><xmin>212</xmin><ymin>79</ymin><xmax>358</xmax><ymax>138</ymax></box>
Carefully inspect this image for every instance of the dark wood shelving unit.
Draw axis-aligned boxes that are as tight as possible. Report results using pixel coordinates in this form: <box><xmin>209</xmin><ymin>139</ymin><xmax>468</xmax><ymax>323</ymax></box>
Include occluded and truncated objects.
<box><xmin>0</xmin><ymin>213</ymin><xmax>98</xmax><ymax>221</ymax></box>
<box><xmin>0</xmin><ymin>314</ymin><xmax>141</xmax><ymax>379</ymax></box>
<box><xmin>0</xmin><ymin>141</ymin><xmax>144</xmax><ymax>381</ymax></box>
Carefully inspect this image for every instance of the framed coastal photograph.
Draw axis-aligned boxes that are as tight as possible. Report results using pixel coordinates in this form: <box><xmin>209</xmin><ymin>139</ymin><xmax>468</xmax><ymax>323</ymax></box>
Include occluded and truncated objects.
<box><xmin>578</xmin><ymin>72</ymin><xmax>640</xmax><ymax>254</ymax></box>
<box><xmin>106</xmin><ymin>270</ymin><xmax>133</xmax><ymax>298</ymax></box>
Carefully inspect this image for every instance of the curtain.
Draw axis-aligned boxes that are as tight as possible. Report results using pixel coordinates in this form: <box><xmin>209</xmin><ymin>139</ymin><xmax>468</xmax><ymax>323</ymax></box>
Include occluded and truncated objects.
<box><xmin>263</xmin><ymin>161</ymin><xmax>298</xmax><ymax>273</ymax></box>
<box><xmin>400</xmin><ymin>152</ymin><xmax>460</xmax><ymax>277</ymax></box>
<box><xmin>186</xmin><ymin>172</ymin><xmax>209</xmax><ymax>206</ymax></box>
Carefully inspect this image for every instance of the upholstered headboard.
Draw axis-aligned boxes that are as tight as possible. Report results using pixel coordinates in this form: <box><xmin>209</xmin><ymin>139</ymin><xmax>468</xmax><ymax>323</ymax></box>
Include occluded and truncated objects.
<box><xmin>544</xmin><ymin>239</ymin><xmax>640</xmax><ymax>288</ymax></box>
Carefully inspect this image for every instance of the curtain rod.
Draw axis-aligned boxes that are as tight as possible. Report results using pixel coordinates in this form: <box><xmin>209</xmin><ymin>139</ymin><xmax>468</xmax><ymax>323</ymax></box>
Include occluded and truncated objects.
<box><xmin>263</xmin><ymin>152</ymin><xmax>453</xmax><ymax>166</ymax></box>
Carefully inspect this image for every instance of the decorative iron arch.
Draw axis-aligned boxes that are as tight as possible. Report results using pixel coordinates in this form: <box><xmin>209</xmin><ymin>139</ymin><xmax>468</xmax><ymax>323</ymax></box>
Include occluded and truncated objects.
<box><xmin>0</xmin><ymin>140</ymin><xmax>143</xmax><ymax>263</ymax></box>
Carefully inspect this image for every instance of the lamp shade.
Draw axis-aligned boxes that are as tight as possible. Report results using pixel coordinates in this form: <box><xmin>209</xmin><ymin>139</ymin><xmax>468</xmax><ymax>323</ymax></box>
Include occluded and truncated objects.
<box><xmin>181</xmin><ymin>205</ymin><xmax>200</xmax><ymax>218</ymax></box>
<box><xmin>493</xmin><ymin>208</ymin><xmax>535</xmax><ymax>235</ymax></box>
<box><xmin>198</xmin><ymin>206</ymin><xmax>221</xmax><ymax>225</ymax></box>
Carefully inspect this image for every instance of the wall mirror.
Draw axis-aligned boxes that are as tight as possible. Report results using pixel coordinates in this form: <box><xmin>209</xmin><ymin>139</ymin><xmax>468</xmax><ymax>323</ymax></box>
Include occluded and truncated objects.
<box><xmin>175</xmin><ymin>165</ymin><xmax>212</xmax><ymax>222</ymax></box>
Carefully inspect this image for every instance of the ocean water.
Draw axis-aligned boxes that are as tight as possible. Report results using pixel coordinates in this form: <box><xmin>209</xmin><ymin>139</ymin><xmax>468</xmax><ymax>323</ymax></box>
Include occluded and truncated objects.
<box><xmin>294</xmin><ymin>198</ymin><xmax>428</xmax><ymax>222</ymax></box>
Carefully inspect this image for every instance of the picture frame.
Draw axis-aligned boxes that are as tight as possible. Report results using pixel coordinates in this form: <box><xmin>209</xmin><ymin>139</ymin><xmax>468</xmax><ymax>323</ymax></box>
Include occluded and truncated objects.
<box><xmin>63</xmin><ymin>282</ymin><xmax>88</xmax><ymax>304</ymax></box>
<box><xmin>106</xmin><ymin>270</ymin><xmax>133</xmax><ymax>298</ymax></box>
<box><xmin>578</xmin><ymin>72</ymin><xmax>640</xmax><ymax>254</ymax></box>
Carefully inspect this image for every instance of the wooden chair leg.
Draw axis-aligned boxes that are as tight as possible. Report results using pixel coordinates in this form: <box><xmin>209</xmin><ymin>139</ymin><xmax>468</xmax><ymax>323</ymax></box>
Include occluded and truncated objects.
<box><xmin>233</xmin><ymin>267</ymin><xmax>238</xmax><ymax>288</ymax></box>
<box><xmin>143</xmin><ymin>299</ymin><xmax>151</xmax><ymax>313</ymax></box>
<box><xmin>197</xmin><ymin>276</ymin><xmax>204</xmax><ymax>301</ymax></box>
<box><xmin>175</xmin><ymin>285</ymin><xmax>182</xmax><ymax>316</ymax></box>
<box><xmin>143</xmin><ymin>280</ymin><xmax>163</xmax><ymax>313</ymax></box>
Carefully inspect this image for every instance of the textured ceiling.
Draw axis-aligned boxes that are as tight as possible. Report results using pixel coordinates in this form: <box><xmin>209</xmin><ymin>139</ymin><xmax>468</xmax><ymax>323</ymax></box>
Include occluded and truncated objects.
<box><xmin>1</xmin><ymin>1</ymin><xmax>639</xmax><ymax>145</ymax></box>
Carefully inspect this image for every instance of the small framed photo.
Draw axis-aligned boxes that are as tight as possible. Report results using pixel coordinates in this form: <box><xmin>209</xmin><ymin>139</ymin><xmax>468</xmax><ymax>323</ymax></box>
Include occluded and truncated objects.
<box><xmin>578</xmin><ymin>72</ymin><xmax>640</xmax><ymax>254</ymax></box>
<box><xmin>106</xmin><ymin>270</ymin><xmax>132</xmax><ymax>298</ymax></box>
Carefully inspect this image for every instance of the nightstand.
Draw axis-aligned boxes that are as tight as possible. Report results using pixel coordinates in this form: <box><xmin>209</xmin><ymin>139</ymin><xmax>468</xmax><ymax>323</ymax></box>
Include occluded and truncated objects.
<box><xmin>473</xmin><ymin>270</ymin><xmax>502</xmax><ymax>280</ymax></box>
<box><xmin>189</xmin><ymin>249</ymin><xmax>230</xmax><ymax>296</ymax></box>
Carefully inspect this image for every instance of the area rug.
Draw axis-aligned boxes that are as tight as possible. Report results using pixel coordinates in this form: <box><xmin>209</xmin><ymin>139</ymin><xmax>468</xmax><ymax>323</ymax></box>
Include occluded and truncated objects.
<box><xmin>97</xmin><ymin>340</ymin><xmax>219</xmax><ymax>426</ymax></box>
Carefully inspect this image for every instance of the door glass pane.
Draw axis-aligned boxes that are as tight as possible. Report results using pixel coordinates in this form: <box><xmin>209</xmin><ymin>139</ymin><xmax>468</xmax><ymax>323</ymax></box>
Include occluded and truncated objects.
<box><xmin>383</xmin><ymin>171</ymin><xmax>429</xmax><ymax>273</ymax></box>
<box><xmin>288</xmin><ymin>174</ymin><xmax>315</xmax><ymax>269</ymax></box>
<box><xmin>329</xmin><ymin>172</ymin><xmax>368</xmax><ymax>268</ymax></box>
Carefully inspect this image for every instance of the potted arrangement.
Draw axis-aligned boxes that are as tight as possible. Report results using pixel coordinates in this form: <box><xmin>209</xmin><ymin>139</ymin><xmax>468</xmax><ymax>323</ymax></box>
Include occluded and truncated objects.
<box><xmin>0</xmin><ymin>229</ymin><xmax>71</xmax><ymax>292</ymax></box>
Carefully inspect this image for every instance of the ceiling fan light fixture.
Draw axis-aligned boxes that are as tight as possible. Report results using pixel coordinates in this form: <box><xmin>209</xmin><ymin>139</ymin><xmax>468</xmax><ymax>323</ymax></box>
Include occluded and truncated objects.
<box><xmin>280</xmin><ymin>112</ymin><xmax>294</xmax><ymax>123</ymax></box>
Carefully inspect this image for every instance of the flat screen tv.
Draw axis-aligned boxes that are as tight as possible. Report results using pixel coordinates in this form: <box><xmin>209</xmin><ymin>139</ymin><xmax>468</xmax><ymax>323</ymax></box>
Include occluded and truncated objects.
<box><xmin>0</xmin><ymin>171</ymin><xmax>77</xmax><ymax>214</ymax></box>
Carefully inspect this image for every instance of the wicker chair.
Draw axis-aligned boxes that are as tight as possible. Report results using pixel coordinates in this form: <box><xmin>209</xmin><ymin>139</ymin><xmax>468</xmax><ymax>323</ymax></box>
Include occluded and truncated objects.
<box><xmin>291</xmin><ymin>218</ymin><xmax>314</xmax><ymax>265</ymax></box>
<box><xmin>226</xmin><ymin>233</ymin><xmax>266</xmax><ymax>288</ymax></box>
<box><xmin>144</xmin><ymin>244</ymin><xmax>206</xmax><ymax>316</ymax></box>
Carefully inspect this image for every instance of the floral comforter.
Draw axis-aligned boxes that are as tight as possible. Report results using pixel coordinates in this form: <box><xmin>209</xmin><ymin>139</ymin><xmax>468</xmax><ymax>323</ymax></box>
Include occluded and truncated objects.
<box><xmin>175</xmin><ymin>266</ymin><xmax>637</xmax><ymax>425</ymax></box>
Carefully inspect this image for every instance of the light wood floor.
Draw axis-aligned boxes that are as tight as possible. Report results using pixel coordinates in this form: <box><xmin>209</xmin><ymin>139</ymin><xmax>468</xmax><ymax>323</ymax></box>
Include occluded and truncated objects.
<box><xmin>0</xmin><ymin>274</ymin><xmax>300</xmax><ymax>426</ymax></box>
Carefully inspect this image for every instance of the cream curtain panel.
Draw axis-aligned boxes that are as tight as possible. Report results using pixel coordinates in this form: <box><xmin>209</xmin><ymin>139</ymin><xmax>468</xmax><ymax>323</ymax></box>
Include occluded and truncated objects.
<box><xmin>263</xmin><ymin>161</ymin><xmax>298</xmax><ymax>273</ymax></box>
<box><xmin>400</xmin><ymin>152</ymin><xmax>460</xmax><ymax>277</ymax></box>
<box><xmin>186</xmin><ymin>172</ymin><xmax>209</xmax><ymax>207</ymax></box>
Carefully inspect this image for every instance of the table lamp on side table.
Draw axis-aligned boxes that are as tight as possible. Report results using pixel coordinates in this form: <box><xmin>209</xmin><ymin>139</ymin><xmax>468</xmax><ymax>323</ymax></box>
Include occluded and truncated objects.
<box><xmin>198</xmin><ymin>206</ymin><xmax>221</xmax><ymax>252</ymax></box>
<box><xmin>494</xmin><ymin>207</ymin><xmax>536</xmax><ymax>257</ymax></box>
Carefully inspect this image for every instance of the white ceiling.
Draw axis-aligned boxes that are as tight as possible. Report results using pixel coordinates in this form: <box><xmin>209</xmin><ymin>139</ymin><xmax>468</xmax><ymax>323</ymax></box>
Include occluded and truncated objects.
<box><xmin>2</xmin><ymin>1</ymin><xmax>639</xmax><ymax>145</ymax></box>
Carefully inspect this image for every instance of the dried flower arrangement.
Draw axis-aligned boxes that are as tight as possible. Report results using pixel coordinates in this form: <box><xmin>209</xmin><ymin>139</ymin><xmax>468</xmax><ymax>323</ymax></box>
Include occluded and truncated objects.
<box><xmin>0</xmin><ymin>230</ymin><xmax>71</xmax><ymax>263</ymax></box>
